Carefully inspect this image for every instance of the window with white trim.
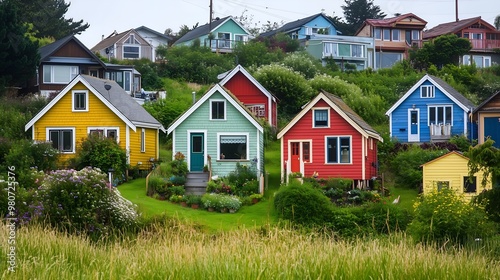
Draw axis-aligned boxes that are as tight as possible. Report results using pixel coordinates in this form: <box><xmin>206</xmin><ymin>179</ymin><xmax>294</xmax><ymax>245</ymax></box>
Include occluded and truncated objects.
<box><xmin>49</xmin><ymin>129</ymin><xmax>74</xmax><ymax>153</ymax></box>
<box><xmin>411</xmin><ymin>30</ymin><xmax>420</xmax><ymax>40</ymax></box>
<box><xmin>141</xmin><ymin>129</ymin><xmax>145</xmax><ymax>152</ymax></box>
<box><xmin>326</xmin><ymin>136</ymin><xmax>351</xmax><ymax>163</ymax></box>
<box><xmin>374</xmin><ymin>28</ymin><xmax>381</xmax><ymax>40</ymax></box>
<box><xmin>210</xmin><ymin>100</ymin><xmax>225</xmax><ymax>120</ymax></box>
<box><xmin>313</xmin><ymin>109</ymin><xmax>329</xmax><ymax>127</ymax></box>
<box><xmin>428</xmin><ymin>105</ymin><xmax>452</xmax><ymax>125</ymax></box>
<box><xmin>246</xmin><ymin>104</ymin><xmax>265</xmax><ymax>117</ymax></box>
<box><xmin>383</xmin><ymin>29</ymin><xmax>390</xmax><ymax>41</ymax></box>
<box><xmin>88</xmin><ymin>127</ymin><xmax>119</xmax><ymax>142</ymax></box>
<box><xmin>123</xmin><ymin>46</ymin><xmax>140</xmax><ymax>59</ymax></box>
<box><xmin>420</xmin><ymin>85</ymin><xmax>435</xmax><ymax>98</ymax></box>
<box><xmin>43</xmin><ymin>65</ymin><xmax>78</xmax><ymax>84</ymax></box>
<box><xmin>219</xmin><ymin>135</ymin><xmax>248</xmax><ymax>160</ymax></box>
<box><xmin>73</xmin><ymin>91</ymin><xmax>88</xmax><ymax>111</ymax></box>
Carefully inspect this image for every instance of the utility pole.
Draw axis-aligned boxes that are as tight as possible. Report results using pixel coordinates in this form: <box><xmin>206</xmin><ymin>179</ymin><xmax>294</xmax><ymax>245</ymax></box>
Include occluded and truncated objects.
<box><xmin>209</xmin><ymin>0</ymin><xmax>213</xmax><ymax>47</ymax></box>
<box><xmin>455</xmin><ymin>0</ymin><xmax>459</xmax><ymax>22</ymax></box>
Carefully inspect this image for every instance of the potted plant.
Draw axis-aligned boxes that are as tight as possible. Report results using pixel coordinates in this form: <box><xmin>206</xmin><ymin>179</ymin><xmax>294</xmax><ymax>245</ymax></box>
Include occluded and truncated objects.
<box><xmin>249</xmin><ymin>193</ymin><xmax>263</xmax><ymax>204</ymax></box>
<box><xmin>225</xmin><ymin>195</ymin><xmax>242</xmax><ymax>213</ymax></box>
<box><xmin>179</xmin><ymin>195</ymin><xmax>188</xmax><ymax>207</ymax></box>
<box><xmin>201</xmin><ymin>193</ymin><xmax>217</xmax><ymax>212</ymax></box>
<box><xmin>187</xmin><ymin>195</ymin><xmax>202</xmax><ymax>209</ymax></box>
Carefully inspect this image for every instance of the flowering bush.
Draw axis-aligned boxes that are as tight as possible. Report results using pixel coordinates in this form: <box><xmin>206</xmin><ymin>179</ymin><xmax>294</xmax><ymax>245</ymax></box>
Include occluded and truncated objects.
<box><xmin>39</xmin><ymin>167</ymin><xmax>139</xmax><ymax>240</ymax></box>
<box><xmin>407</xmin><ymin>188</ymin><xmax>496</xmax><ymax>244</ymax></box>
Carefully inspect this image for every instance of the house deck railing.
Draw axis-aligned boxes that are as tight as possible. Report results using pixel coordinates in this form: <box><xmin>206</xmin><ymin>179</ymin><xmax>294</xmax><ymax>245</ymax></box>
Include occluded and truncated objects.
<box><xmin>469</xmin><ymin>39</ymin><xmax>500</xmax><ymax>51</ymax></box>
<box><xmin>430</xmin><ymin>123</ymin><xmax>452</xmax><ymax>141</ymax></box>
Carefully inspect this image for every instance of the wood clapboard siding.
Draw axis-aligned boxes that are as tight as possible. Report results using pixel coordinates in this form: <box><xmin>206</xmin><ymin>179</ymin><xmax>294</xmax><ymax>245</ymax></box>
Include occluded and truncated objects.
<box><xmin>224</xmin><ymin>71</ymin><xmax>269</xmax><ymax>118</ymax></box>
<box><xmin>422</xmin><ymin>152</ymin><xmax>491</xmax><ymax>201</ymax></box>
<box><xmin>129</xmin><ymin>127</ymin><xmax>158</xmax><ymax>169</ymax></box>
<box><xmin>283</xmin><ymin>99</ymin><xmax>365</xmax><ymax>179</ymax></box>
<box><xmin>174</xmin><ymin>91</ymin><xmax>261</xmax><ymax>177</ymax></box>
<box><xmin>391</xmin><ymin>80</ymin><xmax>467</xmax><ymax>142</ymax></box>
<box><xmin>33</xmin><ymin>82</ymin><xmax>126</xmax><ymax>163</ymax></box>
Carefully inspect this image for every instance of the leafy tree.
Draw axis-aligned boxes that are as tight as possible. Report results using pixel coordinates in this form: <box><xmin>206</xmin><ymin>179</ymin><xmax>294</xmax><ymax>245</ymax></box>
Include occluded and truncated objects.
<box><xmin>495</xmin><ymin>15</ymin><xmax>500</xmax><ymax>30</ymax></box>
<box><xmin>331</xmin><ymin>0</ymin><xmax>386</xmax><ymax>35</ymax></box>
<box><xmin>409</xmin><ymin>34</ymin><xmax>471</xmax><ymax>69</ymax></box>
<box><xmin>253</xmin><ymin>64</ymin><xmax>314</xmax><ymax>119</ymax></box>
<box><xmin>232</xmin><ymin>40</ymin><xmax>284</xmax><ymax>67</ymax></box>
<box><xmin>467</xmin><ymin>139</ymin><xmax>500</xmax><ymax>188</ymax></box>
<box><xmin>0</xmin><ymin>0</ymin><xmax>40</xmax><ymax>89</ymax></box>
<box><xmin>16</xmin><ymin>0</ymin><xmax>89</xmax><ymax>39</ymax></box>
<box><xmin>282</xmin><ymin>52</ymin><xmax>320</xmax><ymax>79</ymax></box>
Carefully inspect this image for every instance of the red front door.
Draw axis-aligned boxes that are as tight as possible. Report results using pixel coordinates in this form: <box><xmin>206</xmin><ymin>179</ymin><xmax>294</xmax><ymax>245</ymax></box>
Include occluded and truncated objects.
<box><xmin>291</xmin><ymin>142</ymin><xmax>300</xmax><ymax>172</ymax></box>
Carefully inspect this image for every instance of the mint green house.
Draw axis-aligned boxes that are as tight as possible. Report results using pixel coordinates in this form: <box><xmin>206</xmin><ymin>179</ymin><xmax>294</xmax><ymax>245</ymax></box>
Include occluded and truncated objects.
<box><xmin>173</xmin><ymin>16</ymin><xmax>251</xmax><ymax>53</ymax></box>
<box><xmin>167</xmin><ymin>84</ymin><xmax>264</xmax><ymax>181</ymax></box>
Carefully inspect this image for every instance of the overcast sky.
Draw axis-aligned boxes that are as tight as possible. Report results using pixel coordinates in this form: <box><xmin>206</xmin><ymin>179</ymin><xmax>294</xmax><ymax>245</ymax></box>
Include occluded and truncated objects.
<box><xmin>66</xmin><ymin>0</ymin><xmax>499</xmax><ymax>48</ymax></box>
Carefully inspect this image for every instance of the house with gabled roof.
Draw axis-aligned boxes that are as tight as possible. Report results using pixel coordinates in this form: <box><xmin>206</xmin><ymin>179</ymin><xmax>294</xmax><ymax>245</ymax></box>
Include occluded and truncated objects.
<box><xmin>217</xmin><ymin>65</ymin><xmax>278</xmax><ymax>128</ymax></box>
<box><xmin>91</xmin><ymin>29</ymin><xmax>154</xmax><ymax>61</ymax></box>
<box><xmin>167</xmin><ymin>84</ymin><xmax>264</xmax><ymax>181</ymax></box>
<box><xmin>24</xmin><ymin>35</ymin><xmax>141</xmax><ymax>97</ymax></box>
<box><xmin>134</xmin><ymin>26</ymin><xmax>173</xmax><ymax>61</ymax></box>
<box><xmin>173</xmin><ymin>16</ymin><xmax>252</xmax><ymax>53</ymax></box>
<box><xmin>421</xmin><ymin>151</ymin><xmax>492</xmax><ymax>200</ymax></box>
<box><xmin>423</xmin><ymin>16</ymin><xmax>500</xmax><ymax>68</ymax></box>
<box><xmin>355</xmin><ymin>13</ymin><xmax>427</xmax><ymax>69</ymax></box>
<box><xmin>386</xmin><ymin>74</ymin><xmax>475</xmax><ymax>143</ymax></box>
<box><xmin>277</xmin><ymin>91</ymin><xmax>382</xmax><ymax>188</ymax></box>
<box><xmin>25</xmin><ymin>74</ymin><xmax>165</xmax><ymax>170</ymax></box>
<box><xmin>472</xmin><ymin>90</ymin><xmax>500</xmax><ymax>148</ymax></box>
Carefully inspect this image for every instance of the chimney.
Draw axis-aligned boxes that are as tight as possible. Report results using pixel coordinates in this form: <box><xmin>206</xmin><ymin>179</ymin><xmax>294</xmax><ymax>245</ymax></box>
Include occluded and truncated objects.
<box><xmin>102</xmin><ymin>34</ymin><xmax>104</xmax><ymax>41</ymax></box>
<box><xmin>455</xmin><ymin>0</ymin><xmax>459</xmax><ymax>22</ymax></box>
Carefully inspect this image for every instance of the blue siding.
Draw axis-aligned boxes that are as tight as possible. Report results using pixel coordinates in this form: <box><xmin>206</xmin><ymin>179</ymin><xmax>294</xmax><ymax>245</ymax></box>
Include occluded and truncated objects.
<box><xmin>390</xmin><ymin>80</ymin><xmax>469</xmax><ymax>142</ymax></box>
<box><xmin>297</xmin><ymin>16</ymin><xmax>337</xmax><ymax>39</ymax></box>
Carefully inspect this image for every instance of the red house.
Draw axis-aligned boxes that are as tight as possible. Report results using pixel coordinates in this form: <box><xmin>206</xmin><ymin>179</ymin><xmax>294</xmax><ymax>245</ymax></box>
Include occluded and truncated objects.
<box><xmin>277</xmin><ymin>91</ymin><xmax>383</xmax><ymax>188</ymax></box>
<box><xmin>218</xmin><ymin>65</ymin><xmax>278</xmax><ymax>128</ymax></box>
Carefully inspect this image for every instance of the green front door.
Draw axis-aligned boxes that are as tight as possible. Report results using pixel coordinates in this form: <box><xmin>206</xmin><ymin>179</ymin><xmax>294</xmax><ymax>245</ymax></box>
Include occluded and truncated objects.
<box><xmin>190</xmin><ymin>133</ymin><xmax>204</xmax><ymax>171</ymax></box>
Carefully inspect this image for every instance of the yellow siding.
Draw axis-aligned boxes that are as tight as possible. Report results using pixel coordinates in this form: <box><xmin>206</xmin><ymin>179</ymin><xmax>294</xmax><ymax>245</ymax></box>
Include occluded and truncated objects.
<box><xmin>422</xmin><ymin>153</ymin><xmax>492</xmax><ymax>201</ymax></box>
<box><xmin>32</xmin><ymin>81</ymin><xmax>158</xmax><ymax>169</ymax></box>
<box><xmin>129</xmin><ymin>127</ymin><xmax>158</xmax><ymax>170</ymax></box>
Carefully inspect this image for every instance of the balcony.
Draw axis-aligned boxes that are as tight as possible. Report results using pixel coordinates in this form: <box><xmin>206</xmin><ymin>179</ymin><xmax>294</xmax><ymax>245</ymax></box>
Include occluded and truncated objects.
<box><xmin>204</xmin><ymin>39</ymin><xmax>246</xmax><ymax>53</ymax></box>
<box><xmin>469</xmin><ymin>39</ymin><xmax>500</xmax><ymax>51</ymax></box>
<box><xmin>430</xmin><ymin>124</ymin><xmax>452</xmax><ymax>142</ymax></box>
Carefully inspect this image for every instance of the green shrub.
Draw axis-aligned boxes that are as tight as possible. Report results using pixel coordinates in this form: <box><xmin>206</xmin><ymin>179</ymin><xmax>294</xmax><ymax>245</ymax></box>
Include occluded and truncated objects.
<box><xmin>327</xmin><ymin>207</ymin><xmax>362</xmax><ymax>237</ymax></box>
<box><xmin>74</xmin><ymin>134</ymin><xmax>127</xmax><ymax>177</ymax></box>
<box><xmin>39</xmin><ymin>167</ymin><xmax>139</xmax><ymax>240</ymax></box>
<box><xmin>355</xmin><ymin>202</ymin><xmax>412</xmax><ymax>234</ymax></box>
<box><xmin>226</xmin><ymin>163</ymin><xmax>257</xmax><ymax>189</ymax></box>
<box><xmin>274</xmin><ymin>181</ymin><xmax>333</xmax><ymax>226</ymax></box>
<box><xmin>149</xmin><ymin>175</ymin><xmax>167</xmax><ymax>195</ymax></box>
<box><xmin>407</xmin><ymin>188</ymin><xmax>496</xmax><ymax>244</ymax></box>
<box><xmin>170</xmin><ymin>152</ymin><xmax>188</xmax><ymax>177</ymax></box>
<box><xmin>472</xmin><ymin>187</ymin><xmax>500</xmax><ymax>225</ymax></box>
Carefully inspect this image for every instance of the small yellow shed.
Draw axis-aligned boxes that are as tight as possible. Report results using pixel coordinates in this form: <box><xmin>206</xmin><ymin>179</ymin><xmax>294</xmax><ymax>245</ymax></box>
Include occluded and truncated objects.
<box><xmin>421</xmin><ymin>151</ymin><xmax>492</xmax><ymax>200</ymax></box>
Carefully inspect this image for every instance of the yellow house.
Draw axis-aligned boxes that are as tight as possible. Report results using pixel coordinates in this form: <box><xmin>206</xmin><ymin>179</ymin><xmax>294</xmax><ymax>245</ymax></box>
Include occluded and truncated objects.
<box><xmin>25</xmin><ymin>74</ymin><xmax>165</xmax><ymax>170</ymax></box>
<box><xmin>421</xmin><ymin>151</ymin><xmax>492</xmax><ymax>200</ymax></box>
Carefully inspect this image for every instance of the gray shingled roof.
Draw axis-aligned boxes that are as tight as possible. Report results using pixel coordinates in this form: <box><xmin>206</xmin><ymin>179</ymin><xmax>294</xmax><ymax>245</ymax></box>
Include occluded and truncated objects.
<box><xmin>322</xmin><ymin>90</ymin><xmax>380</xmax><ymax>136</ymax></box>
<box><xmin>135</xmin><ymin>26</ymin><xmax>173</xmax><ymax>41</ymax></box>
<box><xmin>174</xmin><ymin>16</ymin><xmax>231</xmax><ymax>45</ymax></box>
<box><xmin>259</xmin><ymin>13</ymin><xmax>337</xmax><ymax>37</ymax></box>
<box><xmin>81</xmin><ymin>74</ymin><xmax>163</xmax><ymax>128</ymax></box>
<box><xmin>39</xmin><ymin>35</ymin><xmax>105</xmax><ymax>67</ymax></box>
<box><xmin>428</xmin><ymin>75</ymin><xmax>475</xmax><ymax>109</ymax></box>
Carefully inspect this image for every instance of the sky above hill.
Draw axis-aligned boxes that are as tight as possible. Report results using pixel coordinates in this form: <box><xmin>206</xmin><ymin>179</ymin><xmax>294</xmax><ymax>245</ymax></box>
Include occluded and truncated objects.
<box><xmin>66</xmin><ymin>0</ymin><xmax>499</xmax><ymax>48</ymax></box>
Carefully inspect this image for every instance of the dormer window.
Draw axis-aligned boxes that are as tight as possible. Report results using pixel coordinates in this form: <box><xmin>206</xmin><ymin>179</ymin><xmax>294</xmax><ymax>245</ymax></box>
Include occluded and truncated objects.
<box><xmin>421</xmin><ymin>85</ymin><xmax>435</xmax><ymax>98</ymax></box>
<box><xmin>72</xmin><ymin>90</ymin><xmax>88</xmax><ymax>111</ymax></box>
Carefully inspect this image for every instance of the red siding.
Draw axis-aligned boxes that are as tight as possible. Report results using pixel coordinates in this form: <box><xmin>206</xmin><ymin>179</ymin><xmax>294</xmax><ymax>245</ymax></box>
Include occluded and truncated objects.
<box><xmin>224</xmin><ymin>72</ymin><xmax>277</xmax><ymax>127</ymax></box>
<box><xmin>283</xmin><ymin>100</ymin><xmax>376</xmax><ymax>180</ymax></box>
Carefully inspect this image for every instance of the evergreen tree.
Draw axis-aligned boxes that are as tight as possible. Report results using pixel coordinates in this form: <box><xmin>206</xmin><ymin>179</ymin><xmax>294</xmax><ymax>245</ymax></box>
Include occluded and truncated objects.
<box><xmin>331</xmin><ymin>0</ymin><xmax>386</xmax><ymax>35</ymax></box>
<box><xmin>16</xmin><ymin>0</ymin><xmax>89</xmax><ymax>39</ymax></box>
<box><xmin>0</xmin><ymin>0</ymin><xmax>40</xmax><ymax>89</ymax></box>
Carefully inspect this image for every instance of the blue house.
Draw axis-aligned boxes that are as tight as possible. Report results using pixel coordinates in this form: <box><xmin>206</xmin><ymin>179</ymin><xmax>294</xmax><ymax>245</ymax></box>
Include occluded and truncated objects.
<box><xmin>259</xmin><ymin>13</ymin><xmax>339</xmax><ymax>40</ymax></box>
<box><xmin>386</xmin><ymin>74</ymin><xmax>475</xmax><ymax>143</ymax></box>
<box><xmin>167</xmin><ymin>84</ymin><xmax>264</xmax><ymax>181</ymax></box>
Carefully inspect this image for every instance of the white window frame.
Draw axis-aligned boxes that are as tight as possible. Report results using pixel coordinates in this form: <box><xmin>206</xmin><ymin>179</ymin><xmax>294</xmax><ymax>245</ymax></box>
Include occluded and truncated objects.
<box><xmin>383</xmin><ymin>29</ymin><xmax>391</xmax><ymax>41</ymax></box>
<box><xmin>216</xmin><ymin>132</ymin><xmax>249</xmax><ymax>161</ymax></box>
<box><xmin>420</xmin><ymin>85</ymin><xmax>435</xmax><ymax>98</ymax></box>
<box><xmin>325</xmin><ymin>136</ymin><xmax>352</xmax><ymax>164</ymax></box>
<box><xmin>210</xmin><ymin>99</ymin><xmax>226</xmax><ymax>120</ymax></box>
<box><xmin>428</xmin><ymin>105</ymin><xmax>453</xmax><ymax>125</ymax></box>
<box><xmin>46</xmin><ymin>127</ymin><xmax>75</xmax><ymax>154</ymax></box>
<box><xmin>141</xmin><ymin>128</ymin><xmax>146</xmax><ymax>152</ymax></box>
<box><xmin>412</xmin><ymin>30</ymin><xmax>420</xmax><ymax>40</ymax></box>
<box><xmin>313</xmin><ymin>108</ymin><xmax>330</xmax><ymax>128</ymax></box>
<box><xmin>323</xmin><ymin>42</ymin><xmax>338</xmax><ymax>57</ymax></box>
<box><xmin>87</xmin><ymin>127</ymin><xmax>120</xmax><ymax>143</ymax></box>
<box><xmin>246</xmin><ymin>104</ymin><xmax>265</xmax><ymax>118</ymax></box>
<box><xmin>72</xmin><ymin>90</ymin><xmax>89</xmax><ymax>112</ymax></box>
<box><xmin>234</xmin><ymin>34</ymin><xmax>248</xmax><ymax>43</ymax></box>
<box><xmin>123</xmin><ymin>45</ymin><xmax>140</xmax><ymax>59</ymax></box>
<box><xmin>43</xmin><ymin>65</ymin><xmax>79</xmax><ymax>84</ymax></box>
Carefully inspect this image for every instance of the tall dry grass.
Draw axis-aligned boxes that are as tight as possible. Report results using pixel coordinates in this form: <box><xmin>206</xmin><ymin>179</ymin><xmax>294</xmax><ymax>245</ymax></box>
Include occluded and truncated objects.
<box><xmin>1</xmin><ymin>221</ymin><xmax>499</xmax><ymax>279</ymax></box>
